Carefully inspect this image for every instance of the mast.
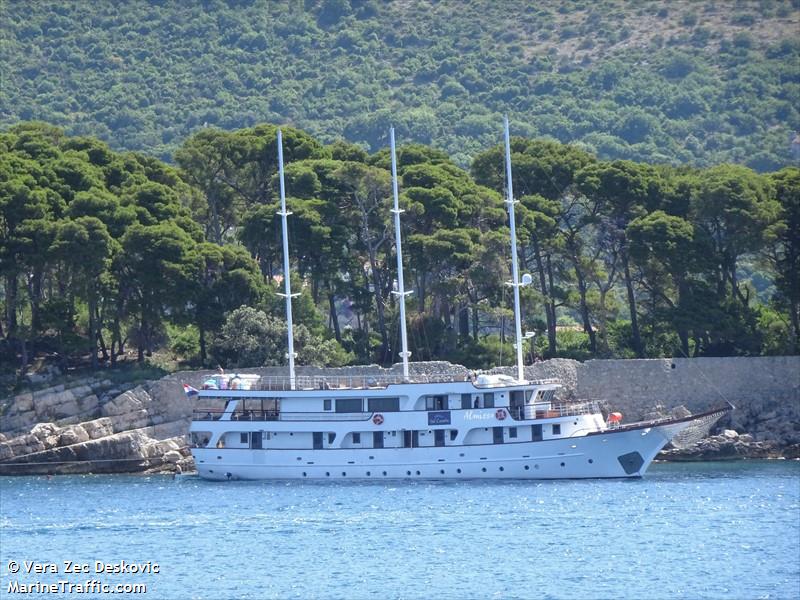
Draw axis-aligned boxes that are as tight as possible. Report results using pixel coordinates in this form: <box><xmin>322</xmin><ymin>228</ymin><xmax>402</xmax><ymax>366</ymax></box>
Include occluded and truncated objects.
<box><xmin>503</xmin><ymin>116</ymin><xmax>525</xmax><ymax>383</ymax></box>
<box><xmin>277</xmin><ymin>129</ymin><xmax>298</xmax><ymax>389</ymax></box>
<box><xmin>390</xmin><ymin>127</ymin><xmax>411</xmax><ymax>379</ymax></box>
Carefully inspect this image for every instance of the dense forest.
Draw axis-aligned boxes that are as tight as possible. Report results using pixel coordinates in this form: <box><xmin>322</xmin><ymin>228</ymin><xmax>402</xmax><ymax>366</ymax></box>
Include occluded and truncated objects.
<box><xmin>1</xmin><ymin>121</ymin><xmax>798</xmax><ymax>379</ymax></box>
<box><xmin>2</xmin><ymin>1</ymin><xmax>799</xmax><ymax>169</ymax></box>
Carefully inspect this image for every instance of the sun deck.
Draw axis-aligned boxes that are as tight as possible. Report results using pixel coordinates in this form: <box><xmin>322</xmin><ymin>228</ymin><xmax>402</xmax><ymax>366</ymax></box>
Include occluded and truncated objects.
<box><xmin>199</xmin><ymin>373</ymin><xmax>561</xmax><ymax>392</ymax></box>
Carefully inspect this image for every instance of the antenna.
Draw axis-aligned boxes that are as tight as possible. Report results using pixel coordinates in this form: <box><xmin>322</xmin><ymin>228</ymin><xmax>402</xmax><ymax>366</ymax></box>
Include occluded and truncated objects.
<box><xmin>277</xmin><ymin>129</ymin><xmax>299</xmax><ymax>390</ymax></box>
<box><xmin>390</xmin><ymin>127</ymin><xmax>412</xmax><ymax>379</ymax></box>
<box><xmin>503</xmin><ymin>116</ymin><xmax>526</xmax><ymax>383</ymax></box>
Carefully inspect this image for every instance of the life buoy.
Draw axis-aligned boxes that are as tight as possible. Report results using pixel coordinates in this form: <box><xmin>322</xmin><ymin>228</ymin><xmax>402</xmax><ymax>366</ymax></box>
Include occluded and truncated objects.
<box><xmin>373</xmin><ymin>413</ymin><xmax>384</xmax><ymax>426</ymax></box>
<box><xmin>495</xmin><ymin>408</ymin><xmax>506</xmax><ymax>421</ymax></box>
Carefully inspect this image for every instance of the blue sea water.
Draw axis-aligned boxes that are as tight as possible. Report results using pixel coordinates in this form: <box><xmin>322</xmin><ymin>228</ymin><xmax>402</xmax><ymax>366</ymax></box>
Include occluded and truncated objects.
<box><xmin>1</xmin><ymin>461</ymin><xmax>798</xmax><ymax>600</ymax></box>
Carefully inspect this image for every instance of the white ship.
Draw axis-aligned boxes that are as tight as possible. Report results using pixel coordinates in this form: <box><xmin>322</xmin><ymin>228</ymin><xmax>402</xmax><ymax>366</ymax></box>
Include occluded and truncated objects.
<box><xmin>187</xmin><ymin>120</ymin><xmax>731</xmax><ymax>481</ymax></box>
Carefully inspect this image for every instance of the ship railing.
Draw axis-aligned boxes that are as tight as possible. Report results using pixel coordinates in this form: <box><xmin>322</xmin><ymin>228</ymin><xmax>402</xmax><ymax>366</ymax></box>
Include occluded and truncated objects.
<box><xmin>192</xmin><ymin>409</ymin><xmax>372</xmax><ymax>422</ymax></box>
<box><xmin>217</xmin><ymin>374</ymin><xmax>563</xmax><ymax>391</ymax></box>
<box><xmin>254</xmin><ymin>373</ymin><xmax>464</xmax><ymax>391</ymax></box>
<box><xmin>509</xmin><ymin>401</ymin><xmax>601</xmax><ymax>421</ymax></box>
<box><xmin>193</xmin><ymin>409</ymin><xmax>226</xmax><ymax>421</ymax></box>
<box><xmin>475</xmin><ymin>377</ymin><xmax>561</xmax><ymax>388</ymax></box>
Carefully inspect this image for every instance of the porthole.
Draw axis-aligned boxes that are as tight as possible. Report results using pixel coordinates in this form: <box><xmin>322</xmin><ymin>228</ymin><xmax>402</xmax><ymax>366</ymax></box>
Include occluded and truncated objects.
<box><xmin>588</xmin><ymin>459</ymin><xmax>594</xmax><ymax>464</ymax></box>
<box><xmin>406</xmin><ymin>470</ymin><xmax>411</xmax><ymax>476</ymax></box>
<box><xmin>560</xmin><ymin>462</ymin><xmax>565</xmax><ymax>467</ymax></box>
<box><xmin>302</xmin><ymin>472</ymin><xmax>307</xmax><ymax>477</ymax></box>
<box><xmin>534</xmin><ymin>464</ymin><xmax>540</xmax><ymax>469</ymax></box>
<box><xmin>499</xmin><ymin>466</ymin><xmax>504</xmax><ymax>472</ymax></box>
<box><xmin>325</xmin><ymin>472</ymin><xmax>330</xmax><ymax>476</ymax></box>
<box><xmin>440</xmin><ymin>469</ymin><xmax>445</xmax><ymax>475</ymax></box>
<box><xmin>366</xmin><ymin>471</ymin><xmax>371</xmax><ymax>476</ymax></box>
<box><xmin>416</xmin><ymin>470</ymin><xmax>421</xmax><ymax>475</ymax></box>
<box><xmin>342</xmin><ymin>472</ymin><xmax>346</xmax><ymax>477</ymax></box>
<box><xmin>524</xmin><ymin>465</ymin><xmax>530</xmax><ymax>470</ymax></box>
<box><xmin>456</xmin><ymin>468</ymin><xmax>462</xmax><ymax>474</ymax></box>
<box><xmin>383</xmin><ymin>471</ymin><xmax>387</xmax><ymax>476</ymax></box>
<box><xmin>481</xmin><ymin>467</ymin><xmax>487</xmax><ymax>472</ymax></box>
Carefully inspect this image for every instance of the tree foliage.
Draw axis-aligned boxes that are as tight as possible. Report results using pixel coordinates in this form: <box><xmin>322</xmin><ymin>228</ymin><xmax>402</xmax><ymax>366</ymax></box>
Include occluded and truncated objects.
<box><xmin>2</xmin><ymin>1</ymin><xmax>797</xmax><ymax>169</ymax></box>
<box><xmin>1</xmin><ymin>121</ymin><xmax>796</xmax><ymax>375</ymax></box>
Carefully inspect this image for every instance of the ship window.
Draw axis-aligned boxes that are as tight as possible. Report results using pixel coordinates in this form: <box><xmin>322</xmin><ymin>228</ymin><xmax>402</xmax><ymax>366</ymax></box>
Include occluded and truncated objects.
<box><xmin>532</xmin><ymin>424</ymin><xmax>543</xmax><ymax>442</ymax></box>
<box><xmin>552</xmin><ymin>424</ymin><xmax>561</xmax><ymax>436</ymax></box>
<box><xmin>353</xmin><ymin>433</ymin><xmax>361</xmax><ymax>444</ymax></box>
<box><xmin>328</xmin><ymin>432</ymin><xmax>336</xmax><ymax>444</ymax></box>
<box><xmin>434</xmin><ymin>429</ymin><xmax>445</xmax><ymax>447</ymax></box>
<box><xmin>323</xmin><ymin>399</ymin><xmax>331</xmax><ymax>411</ymax></box>
<box><xmin>484</xmin><ymin>393</ymin><xmax>495</xmax><ymax>408</ymax></box>
<box><xmin>425</xmin><ymin>396</ymin><xmax>447</xmax><ymax>410</ymax></box>
<box><xmin>368</xmin><ymin>397</ymin><xmax>399</xmax><ymax>412</ymax></box>
<box><xmin>461</xmin><ymin>394</ymin><xmax>471</xmax><ymax>409</ymax></box>
<box><xmin>240</xmin><ymin>432</ymin><xmax>248</xmax><ymax>444</ymax></box>
<box><xmin>336</xmin><ymin>398</ymin><xmax>363</xmax><ymax>413</ymax></box>
<box><xmin>449</xmin><ymin>430</ymin><xmax>457</xmax><ymax>441</ymax></box>
<box><xmin>509</xmin><ymin>427</ymin><xmax>518</xmax><ymax>438</ymax></box>
<box><xmin>313</xmin><ymin>432</ymin><xmax>323</xmax><ymax>449</ymax></box>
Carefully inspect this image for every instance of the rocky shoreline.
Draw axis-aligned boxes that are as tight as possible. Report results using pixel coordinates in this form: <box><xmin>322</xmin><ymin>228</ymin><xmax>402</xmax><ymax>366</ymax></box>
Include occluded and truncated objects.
<box><xmin>0</xmin><ymin>360</ymin><xmax>797</xmax><ymax>476</ymax></box>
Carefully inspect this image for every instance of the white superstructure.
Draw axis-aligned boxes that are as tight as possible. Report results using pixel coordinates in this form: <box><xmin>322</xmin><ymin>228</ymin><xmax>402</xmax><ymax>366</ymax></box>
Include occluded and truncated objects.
<box><xmin>187</xmin><ymin>121</ymin><xmax>730</xmax><ymax>481</ymax></box>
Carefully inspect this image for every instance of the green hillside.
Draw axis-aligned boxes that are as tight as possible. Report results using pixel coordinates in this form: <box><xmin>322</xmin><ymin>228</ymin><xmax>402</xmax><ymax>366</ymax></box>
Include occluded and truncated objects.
<box><xmin>2</xmin><ymin>0</ymin><xmax>799</xmax><ymax>169</ymax></box>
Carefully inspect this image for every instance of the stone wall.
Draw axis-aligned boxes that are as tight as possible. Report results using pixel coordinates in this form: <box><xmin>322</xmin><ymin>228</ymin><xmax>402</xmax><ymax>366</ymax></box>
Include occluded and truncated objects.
<box><xmin>575</xmin><ymin>356</ymin><xmax>800</xmax><ymax>445</ymax></box>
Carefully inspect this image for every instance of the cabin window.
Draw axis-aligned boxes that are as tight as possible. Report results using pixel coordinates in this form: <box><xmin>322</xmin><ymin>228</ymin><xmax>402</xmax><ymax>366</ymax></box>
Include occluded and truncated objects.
<box><xmin>240</xmin><ymin>432</ymin><xmax>249</xmax><ymax>444</ymax></box>
<box><xmin>323</xmin><ymin>399</ymin><xmax>331</xmax><ymax>411</ymax></box>
<box><xmin>484</xmin><ymin>393</ymin><xmax>495</xmax><ymax>408</ymax></box>
<box><xmin>425</xmin><ymin>396</ymin><xmax>447</xmax><ymax>410</ymax></box>
<box><xmin>509</xmin><ymin>427</ymin><xmax>518</xmax><ymax>439</ymax></box>
<box><xmin>449</xmin><ymin>430</ymin><xmax>458</xmax><ymax>441</ymax></box>
<box><xmin>336</xmin><ymin>398</ymin><xmax>363</xmax><ymax>413</ymax></box>
<box><xmin>328</xmin><ymin>433</ymin><xmax>336</xmax><ymax>444</ymax></box>
<box><xmin>552</xmin><ymin>424</ymin><xmax>561</xmax><ymax>436</ymax></box>
<box><xmin>353</xmin><ymin>433</ymin><xmax>361</xmax><ymax>444</ymax></box>
<box><xmin>461</xmin><ymin>394</ymin><xmax>471</xmax><ymax>409</ymax></box>
<box><xmin>368</xmin><ymin>397</ymin><xmax>399</xmax><ymax>412</ymax></box>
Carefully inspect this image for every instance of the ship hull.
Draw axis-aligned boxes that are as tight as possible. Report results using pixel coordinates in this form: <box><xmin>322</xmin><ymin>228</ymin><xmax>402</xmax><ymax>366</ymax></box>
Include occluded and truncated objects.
<box><xmin>191</xmin><ymin>418</ymin><xmax>695</xmax><ymax>481</ymax></box>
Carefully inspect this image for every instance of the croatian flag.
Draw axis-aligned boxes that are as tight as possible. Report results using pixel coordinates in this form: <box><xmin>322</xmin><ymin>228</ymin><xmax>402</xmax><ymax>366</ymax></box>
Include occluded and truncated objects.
<box><xmin>183</xmin><ymin>383</ymin><xmax>199</xmax><ymax>397</ymax></box>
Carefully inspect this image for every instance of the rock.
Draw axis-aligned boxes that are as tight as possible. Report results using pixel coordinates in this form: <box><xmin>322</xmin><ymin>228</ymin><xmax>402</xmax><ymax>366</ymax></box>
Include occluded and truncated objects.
<box><xmin>30</xmin><ymin>423</ymin><xmax>59</xmax><ymax>439</ymax></box>
<box><xmin>11</xmin><ymin>392</ymin><xmax>34</xmax><ymax>414</ymax></box>
<box><xmin>83</xmin><ymin>418</ymin><xmax>114</xmax><ymax>440</ymax></box>
<box><xmin>738</xmin><ymin>433</ymin><xmax>754</xmax><ymax>443</ymax></box>
<box><xmin>644</xmin><ymin>409</ymin><xmax>668</xmax><ymax>420</ymax></box>
<box><xmin>0</xmin><ymin>433</ymin><xmax>6</xmax><ymax>443</ymax></box>
<box><xmin>671</xmin><ymin>405</ymin><xmax>692</xmax><ymax>419</ymax></box>
<box><xmin>102</xmin><ymin>387</ymin><xmax>149</xmax><ymax>417</ymax></box>
<box><xmin>0</xmin><ymin>443</ymin><xmax>13</xmax><ymax>460</ymax></box>
<box><xmin>58</xmin><ymin>425</ymin><xmax>90</xmax><ymax>446</ymax></box>
<box><xmin>163</xmin><ymin>450</ymin><xmax>182</xmax><ymax>464</ymax></box>
<box><xmin>722</xmin><ymin>429</ymin><xmax>739</xmax><ymax>439</ymax></box>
